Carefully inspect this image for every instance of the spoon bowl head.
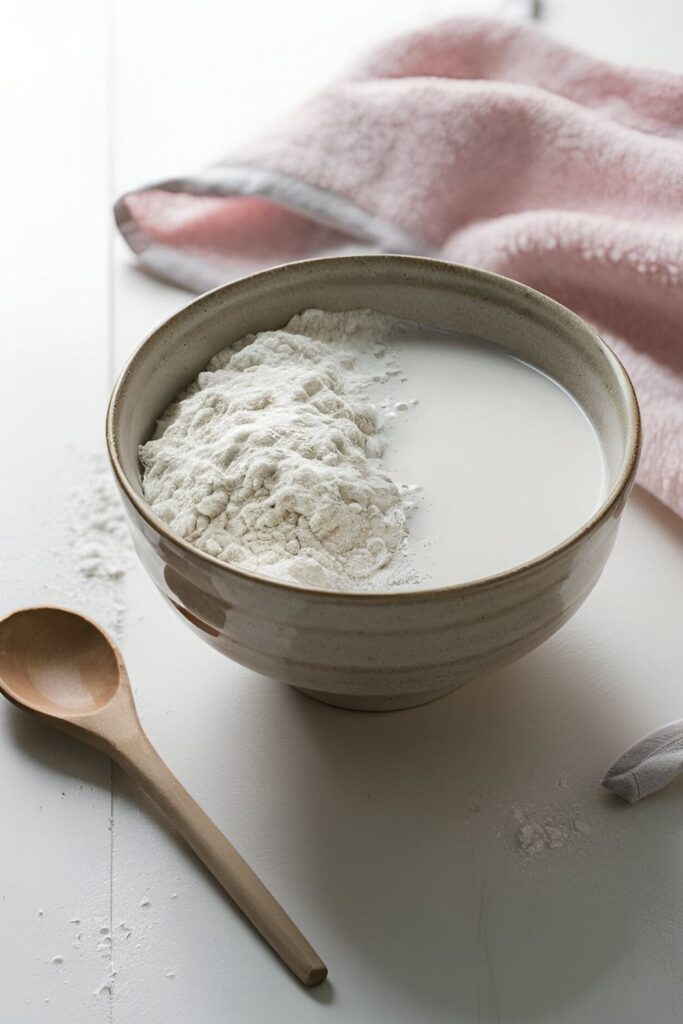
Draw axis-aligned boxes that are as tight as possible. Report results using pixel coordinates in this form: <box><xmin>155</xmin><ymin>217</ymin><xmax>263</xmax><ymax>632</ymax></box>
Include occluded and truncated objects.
<box><xmin>0</xmin><ymin>607</ymin><xmax>121</xmax><ymax>719</ymax></box>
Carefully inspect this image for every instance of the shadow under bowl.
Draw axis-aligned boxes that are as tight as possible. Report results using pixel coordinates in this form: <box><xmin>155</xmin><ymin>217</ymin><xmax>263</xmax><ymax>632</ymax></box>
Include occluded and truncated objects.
<box><xmin>106</xmin><ymin>256</ymin><xmax>640</xmax><ymax>711</ymax></box>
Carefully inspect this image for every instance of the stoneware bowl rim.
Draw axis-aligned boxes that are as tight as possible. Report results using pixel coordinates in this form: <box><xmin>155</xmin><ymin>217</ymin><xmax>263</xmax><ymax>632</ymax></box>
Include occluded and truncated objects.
<box><xmin>106</xmin><ymin>254</ymin><xmax>641</xmax><ymax>604</ymax></box>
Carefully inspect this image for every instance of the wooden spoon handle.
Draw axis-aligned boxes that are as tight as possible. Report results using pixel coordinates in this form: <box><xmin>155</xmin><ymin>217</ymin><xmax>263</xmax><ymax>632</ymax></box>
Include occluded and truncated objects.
<box><xmin>115</xmin><ymin>730</ymin><xmax>326</xmax><ymax>986</ymax></box>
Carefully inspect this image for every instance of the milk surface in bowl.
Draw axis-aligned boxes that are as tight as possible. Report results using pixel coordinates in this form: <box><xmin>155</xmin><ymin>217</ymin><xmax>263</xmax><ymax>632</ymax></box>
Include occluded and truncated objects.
<box><xmin>374</xmin><ymin>319</ymin><xmax>606</xmax><ymax>588</ymax></box>
<box><xmin>139</xmin><ymin>309</ymin><xmax>606</xmax><ymax>593</ymax></box>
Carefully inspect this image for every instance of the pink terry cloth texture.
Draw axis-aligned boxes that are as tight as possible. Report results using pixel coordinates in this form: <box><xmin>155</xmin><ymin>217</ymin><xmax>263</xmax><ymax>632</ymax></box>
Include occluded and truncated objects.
<box><xmin>115</xmin><ymin>17</ymin><xmax>683</xmax><ymax>517</ymax></box>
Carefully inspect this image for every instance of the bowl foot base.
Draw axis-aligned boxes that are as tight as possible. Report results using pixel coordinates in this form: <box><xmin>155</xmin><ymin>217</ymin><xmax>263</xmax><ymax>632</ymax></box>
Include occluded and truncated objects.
<box><xmin>294</xmin><ymin>684</ymin><xmax>458</xmax><ymax>712</ymax></box>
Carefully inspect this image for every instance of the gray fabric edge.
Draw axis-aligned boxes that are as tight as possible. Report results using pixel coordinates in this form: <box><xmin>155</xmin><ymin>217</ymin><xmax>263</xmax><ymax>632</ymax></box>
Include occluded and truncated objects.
<box><xmin>114</xmin><ymin>163</ymin><xmax>429</xmax><ymax>292</ymax></box>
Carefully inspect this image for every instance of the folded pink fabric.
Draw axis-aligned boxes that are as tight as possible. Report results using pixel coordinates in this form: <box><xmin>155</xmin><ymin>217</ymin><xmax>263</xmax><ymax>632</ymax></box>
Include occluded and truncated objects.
<box><xmin>115</xmin><ymin>17</ymin><xmax>683</xmax><ymax>517</ymax></box>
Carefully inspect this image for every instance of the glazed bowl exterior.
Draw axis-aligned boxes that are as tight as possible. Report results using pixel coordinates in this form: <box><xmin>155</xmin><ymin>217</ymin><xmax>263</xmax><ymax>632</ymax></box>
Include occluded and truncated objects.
<box><xmin>107</xmin><ymin>256</ymin><xmax>640</xmax><ymax>710</ymax></box>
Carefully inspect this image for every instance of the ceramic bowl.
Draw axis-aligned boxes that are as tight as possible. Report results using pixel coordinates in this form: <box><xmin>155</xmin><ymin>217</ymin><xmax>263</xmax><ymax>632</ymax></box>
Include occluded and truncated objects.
<box><xmin>107</xmin><ymin>256</ymin><xmax>640</xmax><ymax>711</ymax></box>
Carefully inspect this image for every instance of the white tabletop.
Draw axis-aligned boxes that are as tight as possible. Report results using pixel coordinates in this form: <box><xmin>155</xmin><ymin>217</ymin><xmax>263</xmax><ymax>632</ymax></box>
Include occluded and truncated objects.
<box><xmin>2</xmin><ymin>2</ymin><xmax>683</xmax><ymax>1021</ymax></box>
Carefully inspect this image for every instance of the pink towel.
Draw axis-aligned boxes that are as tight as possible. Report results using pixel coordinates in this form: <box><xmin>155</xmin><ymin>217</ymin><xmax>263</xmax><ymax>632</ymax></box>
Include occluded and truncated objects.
<box><xmin>115</xmin><ymin>17</ymin><xmax>683</xmax><ymax>517</ymax></box>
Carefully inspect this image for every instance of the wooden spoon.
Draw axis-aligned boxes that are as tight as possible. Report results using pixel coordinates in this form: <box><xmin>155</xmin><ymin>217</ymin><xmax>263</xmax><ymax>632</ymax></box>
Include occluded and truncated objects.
<box><xmin>0</xmin><ymin>606</ymin><xmax>327</xmax><ymax>986</ymax></box>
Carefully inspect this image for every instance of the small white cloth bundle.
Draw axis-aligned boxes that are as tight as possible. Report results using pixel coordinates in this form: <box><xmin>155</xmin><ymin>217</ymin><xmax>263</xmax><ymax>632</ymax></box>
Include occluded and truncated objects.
<box><xmin>603</xmin><ymin>721</ymin><xmax>683</xmax><ymax>802</ymax></box>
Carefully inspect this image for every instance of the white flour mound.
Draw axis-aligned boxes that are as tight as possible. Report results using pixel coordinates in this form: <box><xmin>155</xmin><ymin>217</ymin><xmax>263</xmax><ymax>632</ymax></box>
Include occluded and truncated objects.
<box><xmin>140</xmin><ymin>309</ymin><xmax>413</xmax><ymax>590</ymax></box>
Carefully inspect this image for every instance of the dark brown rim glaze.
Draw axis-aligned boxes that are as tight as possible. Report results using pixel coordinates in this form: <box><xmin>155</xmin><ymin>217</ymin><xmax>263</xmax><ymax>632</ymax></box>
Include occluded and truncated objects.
<box><xmin>106</xmin><ymin>255</ymin><xmax>641</xmax><ymax>603</ymax></box>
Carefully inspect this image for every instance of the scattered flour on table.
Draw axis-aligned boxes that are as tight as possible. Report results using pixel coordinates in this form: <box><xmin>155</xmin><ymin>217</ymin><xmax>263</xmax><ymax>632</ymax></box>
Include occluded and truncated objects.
<box><xmin>4</xmin><ymin>450</ymin><xmax>131</xmax><ymax>636</ymax></box>
<box><xmin>59</xmin><ymin>456</ymin><xmax>131</xmax><ymax>636</ymax></box>
<box><xmin>97</xmin><ymin>927</ymin><xmax>112</xmax><ymax>958</ymax></box>
<box><xmin>140</xmin><ymin>309</ymin><xmax>422</xmax><ymax>590</ymax></box>
<box><xmin>93</xmin><ymin>967</ymin><xmax>117</xmax><ymax>997</ymax></box>
<box><xmin>517</xmin><ymin>821</ymin><xmax>567</xmax><ymax>855</ymax></box>
<box><xmin>514</xmin><ymin>807</ymin><xmax>592</xmax><ymax>857</ymax></box>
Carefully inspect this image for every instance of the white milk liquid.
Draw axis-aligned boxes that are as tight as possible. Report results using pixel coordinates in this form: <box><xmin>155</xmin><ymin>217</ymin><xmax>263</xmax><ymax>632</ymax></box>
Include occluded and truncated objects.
<box><xmin>374</xmin><ymin>322</ymin><xmax>606</xmax><ymax>589</ymax></box>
